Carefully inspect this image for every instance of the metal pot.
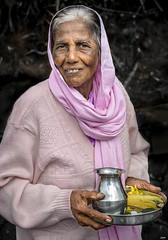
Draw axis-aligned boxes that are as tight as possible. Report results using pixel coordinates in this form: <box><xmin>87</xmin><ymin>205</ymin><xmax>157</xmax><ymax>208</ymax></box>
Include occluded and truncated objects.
<box><xmin>92</xmin><ymin>167</ymin><xmax>127</xmax><ymax>214</ymax></box>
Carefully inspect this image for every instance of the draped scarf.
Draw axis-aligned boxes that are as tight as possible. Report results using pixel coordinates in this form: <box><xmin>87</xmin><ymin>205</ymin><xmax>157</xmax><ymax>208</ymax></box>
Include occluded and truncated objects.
<box><xmin>48</xmin><ymin>5</ymin><xmax>142</xmax><ymax>240</ymax></box>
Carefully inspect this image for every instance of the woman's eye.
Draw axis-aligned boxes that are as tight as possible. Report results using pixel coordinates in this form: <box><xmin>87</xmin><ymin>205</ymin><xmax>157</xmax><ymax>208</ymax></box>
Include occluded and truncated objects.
<box><xmin>81</xmin><ymin>44</ymin><xmax>87</xmax><ymax>47</ymax></box>
<box><xmin>57</xmin><ymin>45</ymin><xmax>66</xmax><ymax>49</ymax></box>
<box><xmin>78</xmin><ymin>43</ymin><xmax>89</xmax><ymax>48</ymax></box>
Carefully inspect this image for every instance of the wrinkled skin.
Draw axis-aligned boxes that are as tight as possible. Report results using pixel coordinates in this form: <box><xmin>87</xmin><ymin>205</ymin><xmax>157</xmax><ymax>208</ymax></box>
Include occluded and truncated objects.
<box><xmin>70</xmin><ymin>190</ymin><xmax>112</xmax><ymax>230</ymax></box>
<box><xmin>125</xmin><ymin>177</ymin><xmax>167</xmax><ymax>199</ymax></box>
<box><xmin>52</xmin><ymin>20</ymin><xmax>99</xmax><ymax>100</ymax></box>
<box><xmin>70</xmin><ymin>177</ymin><xmax>166</xmax><ymax>230</ymax></box>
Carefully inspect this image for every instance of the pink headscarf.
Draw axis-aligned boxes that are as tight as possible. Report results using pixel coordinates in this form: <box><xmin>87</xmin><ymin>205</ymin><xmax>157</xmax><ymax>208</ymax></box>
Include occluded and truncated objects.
<box><xmin>48</xmin><ymin>5</ymin><xmax>142</xmax><ymax>240</ymax></box>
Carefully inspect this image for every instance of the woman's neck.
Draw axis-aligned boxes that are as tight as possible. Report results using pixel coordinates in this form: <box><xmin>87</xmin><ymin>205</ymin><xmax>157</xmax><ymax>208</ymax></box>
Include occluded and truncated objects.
<box><xmin>75</xmin><ymin>79</ymin><xmax>93</xmax><ymax>100</ymax></box>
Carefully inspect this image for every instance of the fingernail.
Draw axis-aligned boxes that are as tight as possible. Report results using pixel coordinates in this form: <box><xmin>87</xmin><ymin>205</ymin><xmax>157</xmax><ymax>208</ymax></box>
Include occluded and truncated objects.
<box><xmin>154</xmin><ymin>187</ymin><xmax>161</xmax><ymax>192</ymax></box>
<box><xmin>106</xmin><ymin>218</ymin><xmax>112</xmax><ymax>223</ymax></box>
<box><xmin>97</xmin><ymin>193</ymin><xmax>104</xmax><ymax>197</ymax></box>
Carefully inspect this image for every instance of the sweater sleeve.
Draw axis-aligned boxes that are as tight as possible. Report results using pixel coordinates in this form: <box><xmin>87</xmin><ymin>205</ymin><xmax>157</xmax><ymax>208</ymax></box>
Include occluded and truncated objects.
<box><xmin>123</xmin><ymin>88</ymin><xmax>150</xmax><ymax>182</ymax></box>
<box><xmin>0</xmin><ymin>123</ymin><xmax>74</xmax><ymax>229</ymax></box>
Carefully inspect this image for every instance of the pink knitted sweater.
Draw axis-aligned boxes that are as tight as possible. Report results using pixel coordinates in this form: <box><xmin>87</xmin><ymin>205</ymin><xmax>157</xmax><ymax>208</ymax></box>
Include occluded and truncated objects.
<box><xmin>0</xmin><ymin>80</ymin><xmax>149</xmax><ymax>240</ymax></box>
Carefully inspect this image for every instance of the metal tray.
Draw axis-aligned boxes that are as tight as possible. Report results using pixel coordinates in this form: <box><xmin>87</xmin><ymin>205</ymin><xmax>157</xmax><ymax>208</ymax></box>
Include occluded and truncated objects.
<box><xmin>95</xmin><ymin>191</ymin><xmax>167</xmax><ymax>226</ymax></box>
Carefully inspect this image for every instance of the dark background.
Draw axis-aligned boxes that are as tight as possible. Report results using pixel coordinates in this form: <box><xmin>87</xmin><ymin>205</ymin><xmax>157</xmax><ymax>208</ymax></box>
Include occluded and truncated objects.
<box><xmin>0</xmin><ymin>0</ymin><xmax>168</xmax><ymax>239</ymax></box>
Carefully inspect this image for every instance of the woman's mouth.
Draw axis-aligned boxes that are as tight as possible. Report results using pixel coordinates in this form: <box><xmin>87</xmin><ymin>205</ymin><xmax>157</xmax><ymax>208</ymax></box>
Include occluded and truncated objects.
<box><xmin>65</xmin><ymin>68</ymin><xmax>81</xmax><ymax>74</ymax></box>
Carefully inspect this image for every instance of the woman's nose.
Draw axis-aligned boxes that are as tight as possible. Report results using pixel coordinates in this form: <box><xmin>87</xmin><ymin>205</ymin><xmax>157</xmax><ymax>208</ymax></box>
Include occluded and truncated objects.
<box><xmin>66</xmin><ymin>46</ymin><xmax>78</xmax><ymax>63</ymax></box>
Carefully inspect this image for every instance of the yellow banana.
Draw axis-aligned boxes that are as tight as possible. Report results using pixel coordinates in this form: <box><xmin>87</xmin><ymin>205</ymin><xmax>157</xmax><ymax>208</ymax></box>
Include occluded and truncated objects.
<box><xmin>126</xmin><ymin>185</ymin><xmax>143</xmax><ymax>195</ymax></box>
<box><xmin>127</xmin><ymin>194</ymin><xmax>163</xmax><ymax>210</ymax></box>
<box><xmin>126</xmin><ymin>185</ymin><xmax>164</xmax><ymax>210</ymax></box>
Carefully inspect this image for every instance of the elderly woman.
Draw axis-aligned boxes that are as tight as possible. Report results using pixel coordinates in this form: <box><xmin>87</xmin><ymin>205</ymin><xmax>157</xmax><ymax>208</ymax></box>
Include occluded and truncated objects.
<box><xmin>0</xmin><ymin>5</ymin><xmax>162</xmax><ymax>240</ymax></box>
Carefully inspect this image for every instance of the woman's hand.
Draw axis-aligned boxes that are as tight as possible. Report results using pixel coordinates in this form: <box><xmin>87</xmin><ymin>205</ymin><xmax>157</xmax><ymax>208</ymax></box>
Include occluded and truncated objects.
<box><xmin>70</xmin><ymin>190</ymin><xmax>112</xmax><ymax>230</ymax></box>
<box><xmin>125</xmin><ymin>177</ymin><xmax>167</xmax><ymax>199</ymax></box>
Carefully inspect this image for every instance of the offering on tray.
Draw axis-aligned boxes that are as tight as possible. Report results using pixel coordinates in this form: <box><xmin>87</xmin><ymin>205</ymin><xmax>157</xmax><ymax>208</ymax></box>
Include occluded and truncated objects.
<box><xmin>126</xmin><ymin>185</ymin><xmax>165</xmax><ymax>214</ymax></box>
<box><xmin>94</xmin><ymin>185</ymin><xmax>166</xmax><ymax>225</ymax></box>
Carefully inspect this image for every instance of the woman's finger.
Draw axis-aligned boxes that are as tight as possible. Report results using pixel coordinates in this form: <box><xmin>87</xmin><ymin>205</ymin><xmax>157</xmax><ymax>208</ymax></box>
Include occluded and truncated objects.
<box><xmin>77</xmin><ymin>213</ymin><xmax>108</xmax><ymax>230</ymax></box>
<box><xmin>158</xmin><ymin>192</ymin><xmax>167</xmax><ymax>200</ymax></box>
<box><xmin>140</xmin><ymin>181</ymin><xmax>161</xmax><ymax>193</ymax></box>
<box><xmin>70</xmin><ymin>190</ymin><xmax>112</xmax><ymax>229</ymax></box>
<box><xmin>126</xmin><ymin>177</ymin><xmax>161</xmax><ymax>193</ymax></box>
<box><xmin>77</xmin><ymin>190</ymin><xmax>112</xmax><ymax>223</ymax></box>
<box><xmin>80</xmin><ymin>190</ymin><xmax>104</xmax><ymax>201</ymax></box>
<box><xmin>79</xmin><ymin>203</ymin><xmax>112</xmax><ymax>224</ymax></box>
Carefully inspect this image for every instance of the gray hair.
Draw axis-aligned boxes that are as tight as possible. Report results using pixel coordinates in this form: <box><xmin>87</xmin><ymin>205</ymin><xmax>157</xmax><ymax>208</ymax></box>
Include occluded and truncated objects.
<box><xmin>52</xmin><ymin>6</ymin><xmax>101</xmax><ymax>49</ymax></box>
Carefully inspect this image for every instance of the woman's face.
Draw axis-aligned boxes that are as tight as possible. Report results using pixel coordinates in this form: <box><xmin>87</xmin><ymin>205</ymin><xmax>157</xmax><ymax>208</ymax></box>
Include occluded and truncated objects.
<box><xmin>52</xmin><ymin>20</ymin><xmax>99</xmax><ymax>91</ymax></box>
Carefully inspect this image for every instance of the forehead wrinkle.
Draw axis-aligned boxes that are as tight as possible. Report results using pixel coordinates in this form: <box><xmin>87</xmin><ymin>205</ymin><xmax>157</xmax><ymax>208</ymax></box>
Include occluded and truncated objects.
<box><xmin>54</xmin><ymin>38</ymin><xmax>92</xmax><ymax>45</ymax></box>
<box><xmin>75</xmin><ymin>39</ymin><xmax>92</xmax><ymax>45</ymax></box>
<box><xmin>54</xmin><ymin>40</ymin><xmax>66</xmax><ymax>45</ymax></box>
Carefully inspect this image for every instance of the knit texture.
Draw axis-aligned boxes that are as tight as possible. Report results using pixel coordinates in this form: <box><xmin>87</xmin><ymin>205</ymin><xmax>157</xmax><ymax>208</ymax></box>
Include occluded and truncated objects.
<box><xmin>0</xmin><ymin>80</ymin><xmax>149</xmax><ymax>239</ymax></box>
